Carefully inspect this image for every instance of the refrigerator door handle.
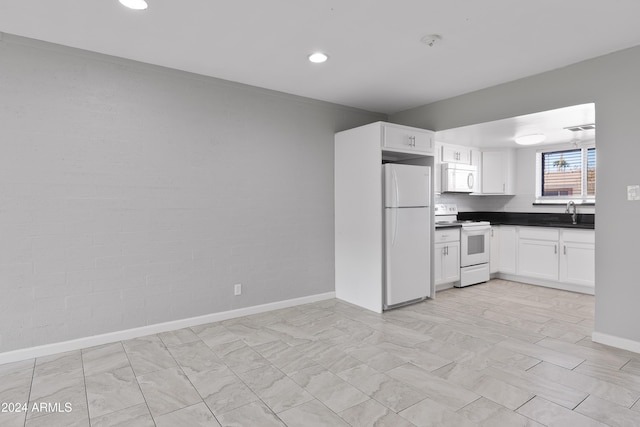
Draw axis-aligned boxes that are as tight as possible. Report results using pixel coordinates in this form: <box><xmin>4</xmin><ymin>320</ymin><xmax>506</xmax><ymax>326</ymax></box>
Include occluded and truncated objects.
<box><xmin>393</xmin><ymin>169</ymin><xmax>399</xmax><ymax>207</ymax></box>
<box><xmin>390</xmin><ymin>209</ymin><xmax>398</xmax><ymax>246</ymax></box>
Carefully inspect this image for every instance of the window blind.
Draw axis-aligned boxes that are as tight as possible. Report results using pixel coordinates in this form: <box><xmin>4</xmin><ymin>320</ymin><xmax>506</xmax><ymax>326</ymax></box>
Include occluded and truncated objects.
<box><xmin>541</xmin><ymin>149</ymin><xmax>583</xmax><ymax>197</ymax></box>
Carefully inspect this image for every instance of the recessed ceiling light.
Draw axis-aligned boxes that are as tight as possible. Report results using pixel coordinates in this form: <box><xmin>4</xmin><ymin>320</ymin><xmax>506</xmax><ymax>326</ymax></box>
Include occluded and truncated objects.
<box><xmin>119</xmin><ymin>0</ymin><xmax>148</xmax><ymax>10</ymax></box>
<box><xmin>308</xmin><ymin>52</ymin><xmax>329</xmax><ymax>64</ymax></box>
<box><xmin>515</xmin><ymin>134</ymin><xmax>546</xmax><ymax>145</ymax></box>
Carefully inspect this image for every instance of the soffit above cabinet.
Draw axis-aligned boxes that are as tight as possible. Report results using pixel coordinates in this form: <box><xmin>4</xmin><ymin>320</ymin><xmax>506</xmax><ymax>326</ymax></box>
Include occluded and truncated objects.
<box><xmin>435</xmin><ymin>103</ymin><xmax>596</xmax><ymax>148</ymax></box>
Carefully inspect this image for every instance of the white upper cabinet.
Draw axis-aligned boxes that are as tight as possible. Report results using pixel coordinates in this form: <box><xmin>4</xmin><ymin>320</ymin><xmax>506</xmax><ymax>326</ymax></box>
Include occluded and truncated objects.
<box><xmin>441</xmin><ymin>144</ymin><xmax>471</xmax><ymax>164</ymax></box>
<box><xmin>434</xmin><ymin>144</ymin><xmax>515</xmax><ymax>196</ymax></box>
<box><xmin>480</xmin><ymin>149</ymin><xmax>516</xmax><ymax>195</ymax></box>
<box><xmin>382</xmin><ymin>123</ymin><xmax>434</xmax><ymax>155</ymax></box>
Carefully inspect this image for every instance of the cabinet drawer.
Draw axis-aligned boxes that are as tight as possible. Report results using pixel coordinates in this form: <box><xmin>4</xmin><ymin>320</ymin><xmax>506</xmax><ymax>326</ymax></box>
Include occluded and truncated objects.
<box><xmin>435</xmin><ymin>228</ymin><xmax>460</xmax><ymax>244</ymax></box>
<box><xmin>382</xmin><ymin>125</ymin><xmax>434</xmax><ymax>153</ymax></box>
<box><xmin>562</xmin><ymin>229</ymin><xmax>595</xmax><ymax>244</ymax></box>
<box><xmin>518</xmin><ymin>226</ymin><xmax>559</xmax><ymax>241</ymax></box>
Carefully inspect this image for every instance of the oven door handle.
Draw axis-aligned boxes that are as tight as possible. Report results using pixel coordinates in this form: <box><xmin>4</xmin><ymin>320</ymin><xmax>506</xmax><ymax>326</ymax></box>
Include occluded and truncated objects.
<box><xmin>461</xmin><ymin>227</ymin><xmax>491</xmax><ymax>235</ymax></box>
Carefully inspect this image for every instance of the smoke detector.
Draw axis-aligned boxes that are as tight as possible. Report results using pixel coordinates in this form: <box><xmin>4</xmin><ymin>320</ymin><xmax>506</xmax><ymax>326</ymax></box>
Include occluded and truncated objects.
<box><xmin>421</xmin><ymin>34</ymin><xmax>442</xmax><ymax>47</ymax></box>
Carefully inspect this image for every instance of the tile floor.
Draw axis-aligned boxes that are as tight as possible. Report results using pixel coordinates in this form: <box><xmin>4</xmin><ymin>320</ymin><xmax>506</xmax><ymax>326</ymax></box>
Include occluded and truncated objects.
<box><xmin>1</xmin><ymin>279</ymin><xmax>640</xmax><ymax>426</ymax></box>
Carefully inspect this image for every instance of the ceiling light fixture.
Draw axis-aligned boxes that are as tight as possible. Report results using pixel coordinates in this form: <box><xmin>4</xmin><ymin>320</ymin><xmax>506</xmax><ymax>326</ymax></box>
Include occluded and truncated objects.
<box><xmin>514</xmin><ymin>133</ymin><xmax>546</xmax><ymax>145</ymax></box>
<box><xmin>308</xmin><ymin>52</ymin><xmax>329</xmax><ymax>64</ymax></box>
<box><xmin>119</xmin><ymin>0</ymin><xmax>148</xmax><ymax>10</ymax></box>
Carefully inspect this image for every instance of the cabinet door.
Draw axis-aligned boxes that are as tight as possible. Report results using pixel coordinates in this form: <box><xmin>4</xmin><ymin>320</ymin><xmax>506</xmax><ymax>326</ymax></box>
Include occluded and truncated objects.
<box><xmin>518</xmin><ymin>238</ymin><xmax>559</xmax><ymax>280</ymax></box>
<box><xmin>434</xmin><ymin>242</ymin><xmax>460</xmax><ymax>285</ymax></box>
<box><xmin>498</xmin><ymin>226</ymin><xmax>517</xmax><ymax>274</ymax></box>
<box><xmin>560</xmin><ymin>230</ymin><xmax>595</xmax><ymax>287</ymax></box>
<box><xmin>385</xmin><ymin>208</ymin><xmax>431</xmax><ymax>305</ymax></box>
<box><xmin>383</xmin><ymin>125</ymin><xmax>434</xmax><ymax>154</ymax></box>
<box><xmin>489</xmin><ymin>226</ymin><xmax>500</xmax><ymax>274</ymax></box>
<box><xmin>441</xmin><ymin>145</ymin><xmax>471</xmax><ymax>164</ymax></box>
<box><xmin>482</xmin><ymin>151</ymin><xmax>507</xmax><ymax>194</ymax></box>
<box><xmin>443</xmin><ymin>241</ymin><xmax>461</xmax><ymax>283</ymax></box>
<box><xmin>434</xmin><ymin>243</ymin><xmax>445</xmax><ymax>285</ymax></box>
<box><xmin>560</xmin><ymin>242</ymin><xmax>595</xmax><ymax>287</ymax></box>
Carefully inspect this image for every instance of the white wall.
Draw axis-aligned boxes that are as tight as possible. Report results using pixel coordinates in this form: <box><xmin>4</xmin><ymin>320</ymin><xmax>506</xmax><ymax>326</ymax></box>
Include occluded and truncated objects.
<box><xmin>0</xmin><ymin>34</ymin><xmax>384</xmax><ymax>353</ymax></box>
<box><xmin>436</xmin><ymin>145</ymin><xmax>596</xmax><ymax>214</ymax></box>
<box><xmin>434</xmin><ymin>193</ymin><xmax>508</xmax><ymax>212</ymax></box>
<box><xmin>501</xmin><ymin>145</ymin><xmax>595</xmax><ymax>214</ymax></box>
<box><xmin>392</xmin><ymin>45</ymin><xmax>640</xmax><ymax>346</ymax></box>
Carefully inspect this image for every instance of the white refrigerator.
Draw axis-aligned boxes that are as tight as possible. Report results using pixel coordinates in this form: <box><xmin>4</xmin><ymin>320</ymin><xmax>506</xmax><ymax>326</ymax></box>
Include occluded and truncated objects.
<box><xmin>383</xmin><ymin>164</ymin><xmax>431</xmax><ymax>309</ymax></box>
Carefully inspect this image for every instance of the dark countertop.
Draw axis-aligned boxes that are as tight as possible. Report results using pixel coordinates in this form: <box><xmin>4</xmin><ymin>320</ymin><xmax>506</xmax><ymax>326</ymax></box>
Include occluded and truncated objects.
<box><xmin>457</xmin><ymin>211</ymin><xmax>595</xmax><ymax>230</ymax></box>
<box><xmin>435</xmin><ymin>223</ymin><xmax>463</xmax><ymax>229</ymax></box>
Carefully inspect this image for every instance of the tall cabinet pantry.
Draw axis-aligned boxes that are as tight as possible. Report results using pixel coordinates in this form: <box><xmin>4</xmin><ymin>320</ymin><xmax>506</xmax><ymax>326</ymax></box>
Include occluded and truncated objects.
<box><xmin>335</xmin><ymin>121</ymin><xmax>435</xmax><ymax>313</ymax></box>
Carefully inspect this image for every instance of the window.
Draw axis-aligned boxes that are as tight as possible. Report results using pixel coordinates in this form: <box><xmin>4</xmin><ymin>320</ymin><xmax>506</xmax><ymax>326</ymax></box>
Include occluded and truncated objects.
<box><xmin>535</xmin><ymin>146</ymin><xmax>596</xmax><ymax>203</ymax></box>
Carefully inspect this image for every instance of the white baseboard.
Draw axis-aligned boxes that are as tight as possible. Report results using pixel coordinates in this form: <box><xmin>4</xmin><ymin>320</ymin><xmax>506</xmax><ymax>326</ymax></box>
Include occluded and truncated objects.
<box><xmin>592</xmin><ymin>332</ymin><xmax>640</xmax><ymax>354</ymax></box>
<box><xmin>435</xmin><ymin>283</ymin><xmax>455</xmax><ymax>292</ymax></box>
<box><xmin>496</xmin><ymin>273</ymin><xmax>595</xmax><ymax>295</ymax></box>
<box><xmin>0</xmin><ymin>291</ymin><xmax>336</xmax><ymax>366</ymax></box>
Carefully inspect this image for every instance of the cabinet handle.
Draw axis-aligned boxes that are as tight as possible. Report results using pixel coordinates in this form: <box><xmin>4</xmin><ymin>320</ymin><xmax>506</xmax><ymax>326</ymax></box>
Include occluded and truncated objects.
<box><xmin>503</xmin><ymin>183</ymin><xmax>506</xmax><ymax>192</ymax></box>
<box><xmin>491</xmin><ymin>228</ymin><xmax>494</xmax><ymax>237</ymax></box>
<box><xmin>564</xmin><ymin>245</ymin><xmax>567</xmax><ymax>255</ymax></box>
<box><xmin>445</xmin><ymin>246</ymin><xmax>448</xmax><ymax>256</ymax></box>
<box><xmin>554</xmin><ymin>245</ymin><xmax>557</xmax><ymax>254</ymax></box>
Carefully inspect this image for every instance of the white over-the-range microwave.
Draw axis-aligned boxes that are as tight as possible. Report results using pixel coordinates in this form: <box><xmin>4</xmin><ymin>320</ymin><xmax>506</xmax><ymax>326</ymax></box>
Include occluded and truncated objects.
<box><xmin>441</xmin><ymin>163</ymin><xmax>478</xmax><ymax>193</ymax></box>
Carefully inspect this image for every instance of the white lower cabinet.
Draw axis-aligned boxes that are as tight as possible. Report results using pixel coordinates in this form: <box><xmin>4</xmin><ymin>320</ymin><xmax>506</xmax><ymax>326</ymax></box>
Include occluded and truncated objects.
<box><xmin>492</xmin><ymin>225</ymin><xmax>595</xmax><ymax>293</ymax></box>
<box><xmin>435</xmin><ymin>229</ymin><xmax>460</xmax><ymax>286</ymax></box>
<box><xmin>517</xmin><ymin>228</ymin><xmax>560</xmax><ymax>281</ymax></box>
<box><xmin>489</xmin><ymin>226</ymin><xmax>500</xmax><ymax>274</ymax></box>
<box><xmin>559</xmin><ymin>230</ymin><xmax>595</xmax><ymax>287</ymax></box>
<box><xmin>498</xmin><ymin>226</ymin><xmax>517</xmax><ymax>274</ymax></box>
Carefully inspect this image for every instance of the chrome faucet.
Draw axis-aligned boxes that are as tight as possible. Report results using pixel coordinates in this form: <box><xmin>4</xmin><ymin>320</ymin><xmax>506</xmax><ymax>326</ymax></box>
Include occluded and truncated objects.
<box><xmin>565</xmin><ymin>201</ymin><xmax>577</xmax><ymax>224</ymax></box>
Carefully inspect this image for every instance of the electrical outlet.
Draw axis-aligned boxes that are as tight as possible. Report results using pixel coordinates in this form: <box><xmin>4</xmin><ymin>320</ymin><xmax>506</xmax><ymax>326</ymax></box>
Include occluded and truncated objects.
<box><xmin>234</xmin><ymin>283</ymin><xmax>242</xmax><ymax>296</ymax></box>
<box><xmin>627</xmin><ymin>185</ymin><xmax>640</xmax><ymax>201</ymax></box>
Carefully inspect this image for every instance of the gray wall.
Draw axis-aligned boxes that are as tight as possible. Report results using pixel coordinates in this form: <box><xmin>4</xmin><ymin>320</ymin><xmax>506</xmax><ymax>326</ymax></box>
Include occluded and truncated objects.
<box><xmin>392</xmin><ymin>46</ymin><xmax>640</xmax><ymax>344</ymax></box>
<box><xmin>0</xmin><ymin>34</ymin><xmax>384</xmax><ymax>352</ymax></box>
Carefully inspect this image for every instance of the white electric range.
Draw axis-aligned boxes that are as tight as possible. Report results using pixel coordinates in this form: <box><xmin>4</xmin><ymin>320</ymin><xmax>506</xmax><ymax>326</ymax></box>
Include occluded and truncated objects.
<box><xmin>435</xmin><ymin>204</ymin><xmax>491</xmax><ymax>287</ymax></box>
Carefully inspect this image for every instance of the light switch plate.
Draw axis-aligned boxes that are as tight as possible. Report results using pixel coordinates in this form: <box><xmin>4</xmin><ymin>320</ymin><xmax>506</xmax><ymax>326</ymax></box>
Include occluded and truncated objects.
<box><xmin>627</xmin><ymin>185</ymin><xmax>640</xmax><ymax>201</ymax></box>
